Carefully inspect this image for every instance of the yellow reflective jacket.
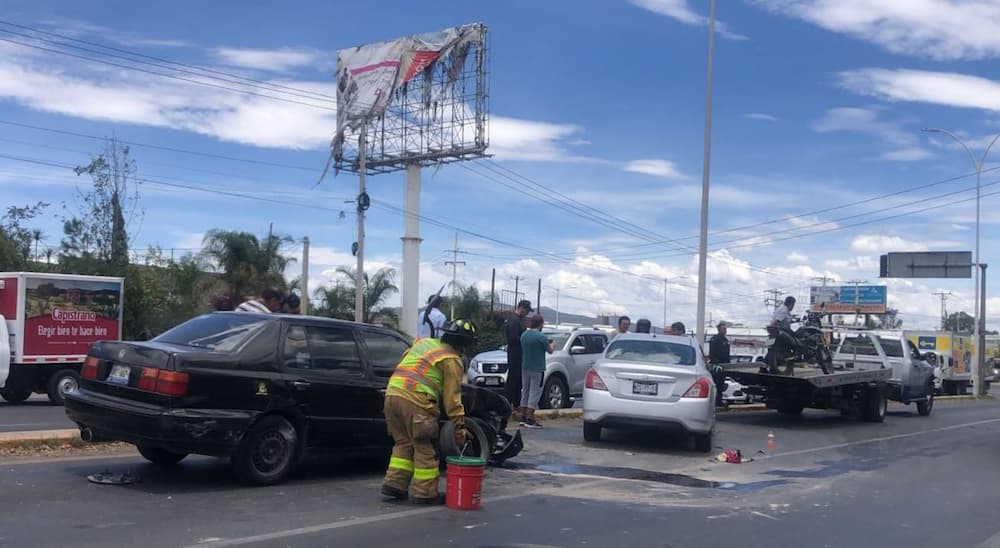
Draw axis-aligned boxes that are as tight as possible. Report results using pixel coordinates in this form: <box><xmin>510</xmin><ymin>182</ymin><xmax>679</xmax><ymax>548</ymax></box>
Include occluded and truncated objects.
<box><xmin>386</xmin><ymin>338</ymin><xmax>466</xmax><ymax>425</ymax></box>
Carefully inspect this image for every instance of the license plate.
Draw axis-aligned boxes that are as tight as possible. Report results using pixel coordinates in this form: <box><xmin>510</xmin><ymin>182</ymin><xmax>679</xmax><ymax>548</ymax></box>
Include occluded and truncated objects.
<box><xmin>107</xmin><ymin>365</ymin><xmax>131</xmax><ymax>385</ymax></box>
<box><xmin>484</xmin><ymin>377</ymin><xmax>501</xmax><ymax>386</ymax></box>
<box><xmin>632</xmin><ymin>381</ymin><xmax>658</xmax><ymax>395</ymax></box>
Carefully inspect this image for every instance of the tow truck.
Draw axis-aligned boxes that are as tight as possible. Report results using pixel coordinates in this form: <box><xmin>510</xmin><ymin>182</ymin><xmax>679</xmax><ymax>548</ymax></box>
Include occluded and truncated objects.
<box><xmin>722</xmin><ymin>330</ymin><xmax>935</xmax><ymax>422</ymax></box>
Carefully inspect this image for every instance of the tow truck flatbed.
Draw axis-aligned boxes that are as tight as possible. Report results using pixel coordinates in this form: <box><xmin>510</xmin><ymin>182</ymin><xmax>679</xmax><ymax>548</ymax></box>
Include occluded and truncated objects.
<box><xmin>718</xmin><ymin>361</ymin><xmax>894</xmax><ymax>421</ymax></box>
<box><xmin>722</xmin><ymin>363</ymin><xmax>891</xmax><ymax>389</ymax></box>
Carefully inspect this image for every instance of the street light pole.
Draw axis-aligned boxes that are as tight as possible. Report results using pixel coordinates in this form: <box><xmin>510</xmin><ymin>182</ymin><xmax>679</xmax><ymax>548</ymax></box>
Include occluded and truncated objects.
<box><xmin>695</xmin><ymin>0</ymin><xmax>717</xmax><ymax>348</ymax></box>
<box><xmin>923</xmin><ymin>128</ymin><xmax>1000</xmax><ymax>396</ymax></box>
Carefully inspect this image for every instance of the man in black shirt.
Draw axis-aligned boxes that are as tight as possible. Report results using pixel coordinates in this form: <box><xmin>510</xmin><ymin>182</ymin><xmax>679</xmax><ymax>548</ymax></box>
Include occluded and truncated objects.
<box><xmin>709</xmin><ymin>321</ymin><xmax>731</xmax><ymax>406</ymax></box>
<box><xmin>505</xmin><ymin>300</ymin><xmax>532</xmax><ymax>415</ymax></box>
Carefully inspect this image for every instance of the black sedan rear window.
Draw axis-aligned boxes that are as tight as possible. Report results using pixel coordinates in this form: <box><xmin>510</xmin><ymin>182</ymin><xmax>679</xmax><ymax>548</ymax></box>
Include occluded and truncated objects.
<box><xmin>155</xmin><ymin>314</ymin><xmax>270</xmax><ymax>351</ymax></box>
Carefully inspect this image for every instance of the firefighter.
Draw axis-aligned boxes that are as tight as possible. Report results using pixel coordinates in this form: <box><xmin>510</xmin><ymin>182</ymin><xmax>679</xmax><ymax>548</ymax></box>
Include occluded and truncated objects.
<box><xmin>380</xmin><ymin>319</ymin><xmax>477</xmax><ymax>504</ymax></box>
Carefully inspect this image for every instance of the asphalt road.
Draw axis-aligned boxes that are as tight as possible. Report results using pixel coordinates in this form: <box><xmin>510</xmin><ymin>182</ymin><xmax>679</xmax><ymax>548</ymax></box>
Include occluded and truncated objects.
<box><xmin>3</xmin><ymin>399</ymin><xmax>1000</xmax><ymax>547</ymax></box>
<box><xmin>0</xmin><ymin>394</ymin><xmax>73</xmax><ymax>432</ymax></box>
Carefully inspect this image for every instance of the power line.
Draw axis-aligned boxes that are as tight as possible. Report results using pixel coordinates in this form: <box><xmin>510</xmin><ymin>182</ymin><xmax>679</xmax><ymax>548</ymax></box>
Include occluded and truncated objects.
<box><xmin>0</xmin><ymin>35</ymin><xmax>338</xmax><ymax>112</ymax></box>
<box><xmin>0</xmin><ymin>119</ymin><xmax>320</xmax><ymax>172</ymax></box>
<box><xmin>0</xmin><ymin>19</ymin><xmax>339</xmax><ymax>103</ymax></box>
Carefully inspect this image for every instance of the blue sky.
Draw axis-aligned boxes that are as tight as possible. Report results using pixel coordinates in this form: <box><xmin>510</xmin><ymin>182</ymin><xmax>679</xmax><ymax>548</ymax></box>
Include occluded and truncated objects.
<box><xmin>2</xmin><ymin>0</ymin><xmax>1000</xmax><ymax>331</ymax></box>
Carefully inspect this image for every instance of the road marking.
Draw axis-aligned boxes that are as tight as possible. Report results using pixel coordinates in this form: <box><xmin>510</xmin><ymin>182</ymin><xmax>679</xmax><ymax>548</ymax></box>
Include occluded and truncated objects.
<box><xmin>762</xmin><ymin>417</ymin><xmax>1000</xmax><ymax>461</ymax></box>
<box><xmin>187</xmin><ymin>479</ymin><xmax>611</xmax><ymax>548</ymax></box>
<box><xmin>978</xmin><ymin>528</ymin><xmax>1000</xmax><ymax>548</ymax></box>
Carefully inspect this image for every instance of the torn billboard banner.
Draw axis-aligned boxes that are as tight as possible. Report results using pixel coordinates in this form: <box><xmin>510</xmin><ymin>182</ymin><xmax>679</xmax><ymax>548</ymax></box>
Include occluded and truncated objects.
<box><xmin>333</xmin><ymin>24</ymin><xmax>485</xmax><ymax>143</ymax></box>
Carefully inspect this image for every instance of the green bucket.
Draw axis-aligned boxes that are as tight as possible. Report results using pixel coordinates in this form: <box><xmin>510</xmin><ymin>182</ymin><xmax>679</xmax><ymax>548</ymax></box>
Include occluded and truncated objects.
<box><xmin>446</xmin><ymin>456</ymin><xmax>486</xmax><ymax>466</ymax></box>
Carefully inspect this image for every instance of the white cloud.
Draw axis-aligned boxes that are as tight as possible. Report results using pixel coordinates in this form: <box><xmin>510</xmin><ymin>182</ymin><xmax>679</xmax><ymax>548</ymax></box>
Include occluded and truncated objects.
<box><xmin>752</xmin><ymin>0</ymin><xmax>1000</xmax><ymax>60</ymax></box>
<box><xmin>744</xmin><ymin>113</ymin><xmax>777</xmax><ymax>122</ymax></box>
<box><xmin>786</xmin><ymin>252</ymin><xmax>809</xmax><ymax>263</ymax></box>
<box><xmin>813</xmin><ymin>107</ymin><xmax>931</xmax><ymax>162</ymax></box>
<box><xmin>0</xmin><ymin>41</ymin><xmax>589</xmax><ymax>160</ymax></box>
<box><xmin>214</xmin><ymin>47</ymin><xmax>331</xmax><ymax>72</ymax></box>
<box><xmin>839</xmin><ymin>68</ymin><xmax>1000</xmax><ymax>112</ymax></box>
<box><xmin>0</xmin><ymin>41</ymin><xmax>338</xmax><ymax>150</ymax></box>
<box><xmin>629</xmin><ymin>0</ymin><xmax>748</xmax><ymax>40</ymax></box>
<box><xmin>881</xmin><ymin>147</ymin><xmax>934</xmax><ymax>162</ymax></box>
<box><xmin>850</xmin><ymin>234</ymin><xmax>928</xmax><ymax>253</ymax></box>
<box><xmin>624</xmin><ymin>159</ymin><xmax>690</xmax><ymax>179</ymax></box>
<box><xmin>489</xmin><ymin>117</ymin><xmax>593</xmax><ymax>162</ymax></box>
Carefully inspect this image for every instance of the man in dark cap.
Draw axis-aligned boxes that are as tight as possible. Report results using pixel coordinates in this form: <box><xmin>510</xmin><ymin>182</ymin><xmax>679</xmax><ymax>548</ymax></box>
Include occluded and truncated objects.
<box><xmin>504</xmin><ymin>300</ymin><xmax>533</xmax><ymax>414</ymax></box>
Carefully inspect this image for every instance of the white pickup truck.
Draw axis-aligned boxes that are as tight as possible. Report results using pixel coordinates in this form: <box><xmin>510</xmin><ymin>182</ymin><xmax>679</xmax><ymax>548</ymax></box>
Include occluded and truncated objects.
<box><xmin>833</xmin><ymin>332</ymin><xmax>936</xmax><ymax>415</ymax></box>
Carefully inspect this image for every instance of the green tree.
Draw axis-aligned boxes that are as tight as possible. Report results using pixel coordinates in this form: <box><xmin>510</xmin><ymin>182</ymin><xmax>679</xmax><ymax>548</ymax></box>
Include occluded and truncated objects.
<box><xmin>441</xmin><ymin>285</ymin><xmax>486</xmax><ymax>322</ymax></box>
<box><xmin>200</xmin><ymin>229</ymin><xmax>294</xmax><ymax>302</ymax></box>
<box><xmin>63</xmin><ymin>138</ymin><xmax>141</xmax><ymax>275</ymax></box>
<box><xmin>945</xmin><ymin>312</ymin><xmax>975</xmax><ymax>334</ymax></box>
<box><xmin>329</xmin><ymin>266</ymin><xmax>399</xmax><ymax>325</ymax></box>
<box><xmin>0</xmin><ymin>201</ymin><xmax>49</xmax><ymax>268</ymax></box>
<box><xmin>312</xmin><ymin>283</ymin><xmax>354</xmax><ymax>320</ymax></box>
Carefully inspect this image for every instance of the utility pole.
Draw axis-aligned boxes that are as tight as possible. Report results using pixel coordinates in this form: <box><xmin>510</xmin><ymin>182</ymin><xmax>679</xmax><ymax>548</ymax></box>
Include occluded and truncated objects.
<box><xmin>764</xmin><ymin>288</ymin><xmax>783</xmax><ymax>310</ymax></box>
<box><xmin>355</xmin><ymin>123</ymin><xmax>368</xmax><ymax>324</ymax></box>
<box><xmin>301</xmin><ymin>237</ymin><xmax>310</xmax><ymax>315</ymax></box>
<box><xmin>846</xmin><ymin>279</ymin><xmax>869</xmax><ymax>327</ymax></box>
<box><xmin>512</xmin><ymin>276</ymin><xmax>522</xmax><ymax>303</ymax></box>
<box><xmin>489</xmin><ymin>268</ymin><xmax>496</xmax><ymax>317</ymax></box>
<box><xmin>444</xmin><ymin>233</ymin><xmax>465</xmax><ymax>319</ymax></box>
<box><xmin>536</xmin><ymin>279</ymin><xmax>542</xmax><ymax>313</ymax></box>
<box><xmin>694</xmin><ymin>0</ymin><xmax>718</xmax><ymax>349</ymax></box>
<box><xmin>663</xmin><ymin>278</ymin><xmax>669</xmax><ymax>330</ymax></box>
<box><xmin>934</xmin><ymin>291</ymin><xmax>952</xmax><ymax>330</ymax></box>
<box><xmin>813</xmin><ymin>276</ymin><xmax>836</xmax><ymax>324</ymax></box>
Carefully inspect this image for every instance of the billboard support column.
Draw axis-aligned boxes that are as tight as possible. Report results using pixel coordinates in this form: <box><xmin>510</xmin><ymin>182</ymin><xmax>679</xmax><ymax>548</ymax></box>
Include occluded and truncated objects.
<box><xmin>355</xmin><ymin>123</ymin><xmax>367</xmax><ymax>324</ymax></box>
<box><xmin>401</xmin><ymin>164</ymin><xmax>422</xmax><ymax>336</ymax></box>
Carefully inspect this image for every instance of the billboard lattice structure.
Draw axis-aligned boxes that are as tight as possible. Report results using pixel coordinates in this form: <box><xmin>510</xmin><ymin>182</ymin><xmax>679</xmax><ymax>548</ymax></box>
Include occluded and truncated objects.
<box><xmin>330</xmin><ymin>23</ymin><xmax>489</xmax><ymax>175</ymax></box>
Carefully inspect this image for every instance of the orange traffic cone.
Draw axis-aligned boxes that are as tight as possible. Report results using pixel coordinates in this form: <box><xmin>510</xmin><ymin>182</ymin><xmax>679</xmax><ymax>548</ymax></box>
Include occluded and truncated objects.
<box><xmin>766</xmin><ymin>431</ymin><xmax>776</xmax><ymax>452</ymax></box>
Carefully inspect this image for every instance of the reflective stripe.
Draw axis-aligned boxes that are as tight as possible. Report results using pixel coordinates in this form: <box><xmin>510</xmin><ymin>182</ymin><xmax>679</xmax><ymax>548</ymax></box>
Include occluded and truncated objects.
<box><xmin>413</xmin><ymin>467</ymin><xmax>440</xmax><ymax>481</ymax></box>
<box><xmin>393</xmin><ymin>370</ymin><xmax>442</xmax><ymax>398</ymax></box>
<box><xmin>414</xmin><ymin>349</ymin><xmax>450</xmax><ymax>376</ymax></box>
<box><xmin>389</xmin><ymin>457</ymin><xmax>414</xmax><ymax>472</ymax></box>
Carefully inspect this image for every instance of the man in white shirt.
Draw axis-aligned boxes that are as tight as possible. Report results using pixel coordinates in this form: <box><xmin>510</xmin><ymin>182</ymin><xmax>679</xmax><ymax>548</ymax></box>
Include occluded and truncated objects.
<box><xmin>771</xmin><ymin>296</ymin><xmax>795</xmax><ymax>330</ymax></box>
<box><xmin>417</xmin><ymin>295</ymin><xmax>446</xmax><ymax>338</ymax></box>
<box><xmin>236</xmin><ymin>288</ymin><xmax>284</xmax><ymax>313</ymax></box>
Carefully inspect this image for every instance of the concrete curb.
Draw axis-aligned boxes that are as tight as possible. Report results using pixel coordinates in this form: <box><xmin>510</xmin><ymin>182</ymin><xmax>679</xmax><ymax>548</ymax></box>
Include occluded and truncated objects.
<box><xmin>0</xmin><ymin>428</ymin><xmax>80</xmax><ymax>447</ymax></box>
<box><xmin>534</xmin><ymin>408</ymin><xmax>583</xmax><ymax>420</ymax></box>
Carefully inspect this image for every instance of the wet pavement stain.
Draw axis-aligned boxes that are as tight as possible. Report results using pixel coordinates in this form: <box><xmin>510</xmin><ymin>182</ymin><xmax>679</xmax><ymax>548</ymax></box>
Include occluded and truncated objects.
<box><xmin>502</xmin><ymin>461</ymin><xmax>787</xmax><ymax>490</ymax></box>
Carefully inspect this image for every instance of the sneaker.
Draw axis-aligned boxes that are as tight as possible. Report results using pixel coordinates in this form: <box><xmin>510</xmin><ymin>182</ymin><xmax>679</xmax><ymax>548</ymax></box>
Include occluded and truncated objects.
<box><xmin>521</xmin><ymin>418</ymin><xmax>542</xmax><ymax>429</ymax></box>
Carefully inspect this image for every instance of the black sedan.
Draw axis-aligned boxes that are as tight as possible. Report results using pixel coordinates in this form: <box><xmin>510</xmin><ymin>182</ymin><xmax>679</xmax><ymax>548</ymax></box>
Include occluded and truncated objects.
<box><xmin>65</xmin><ymin>312</ymin><xmax>522</xmax><ymax>485</ymax></box>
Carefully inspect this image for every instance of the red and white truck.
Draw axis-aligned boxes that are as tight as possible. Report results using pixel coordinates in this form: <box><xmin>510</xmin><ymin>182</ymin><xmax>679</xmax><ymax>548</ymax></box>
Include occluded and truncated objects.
<box><xmin>0</xmin><ymin>272</ymin><xmax>124</xmax><ymax>405</ymax></box>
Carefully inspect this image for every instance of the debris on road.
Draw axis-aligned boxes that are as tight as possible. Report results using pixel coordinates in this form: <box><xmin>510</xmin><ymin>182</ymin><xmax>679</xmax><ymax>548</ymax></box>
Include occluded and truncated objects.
<box><xmin>714</xmin><ymin>449</ymin><xmax>752</xmax><ymax>463</ymax></box>
<box><xmin>87</xmin><ymin>469</ymin><xmax>136</xmax><ymax>485</ymax></box>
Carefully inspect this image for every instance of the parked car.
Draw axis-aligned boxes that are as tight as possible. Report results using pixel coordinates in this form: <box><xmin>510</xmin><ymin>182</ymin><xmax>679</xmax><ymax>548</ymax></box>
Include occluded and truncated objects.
<box><xmin>65</xmin><ymin>312</ymin><xmax>522</xmax><ymax>486</ymax></box>
<box><xmin>582</xmin><ymin>333</ymin><xmax>716</xmax><ymax>452</ymax></box>
<box><xmin>466</xmin><ymin>328</ymin><xmax>609</xmax><ymax>409</ymax></box>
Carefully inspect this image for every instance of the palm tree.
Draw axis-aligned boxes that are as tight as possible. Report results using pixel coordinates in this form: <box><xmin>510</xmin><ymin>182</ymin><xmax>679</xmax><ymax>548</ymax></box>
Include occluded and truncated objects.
<box><xmin>313</xmin><ymin>283</ymin><xmax>353</xmax><ymax>320</ymax></box>
<box><xmin>31</xmin><ymin>229</ymin><xmax>44</xmax><ymax>262</ymax></box>
<box><xmin>330</xmin><ymin>266</ymin><xmax>399</xmax><ymax>324</ymax></box>
<box><xmin>200</xmin><ymin>229</ymin><xmax>295</xmax><ymax>302</ymax></box>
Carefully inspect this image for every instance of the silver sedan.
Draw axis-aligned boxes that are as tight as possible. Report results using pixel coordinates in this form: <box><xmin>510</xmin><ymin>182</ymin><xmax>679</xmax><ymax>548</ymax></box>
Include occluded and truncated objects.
<box><xmin>582</xmin><ymin>333</ymin><xmax>716</xmax><ymax>452</ymax></box>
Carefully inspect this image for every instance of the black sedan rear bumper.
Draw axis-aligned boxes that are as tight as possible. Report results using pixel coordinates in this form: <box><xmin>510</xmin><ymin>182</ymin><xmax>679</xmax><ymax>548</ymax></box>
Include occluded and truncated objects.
<box><xmin>64</xmin><ymin>389</ymin><xmax>255</xmax><ymax>457</ymax></box>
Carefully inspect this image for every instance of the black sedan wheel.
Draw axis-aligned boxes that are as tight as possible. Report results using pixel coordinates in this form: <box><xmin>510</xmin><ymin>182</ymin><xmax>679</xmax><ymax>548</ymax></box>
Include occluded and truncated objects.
<box><xmin>233</xmin><ymin>415</ymin><xmax>298</xmax><ymax>486</ymax></box>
